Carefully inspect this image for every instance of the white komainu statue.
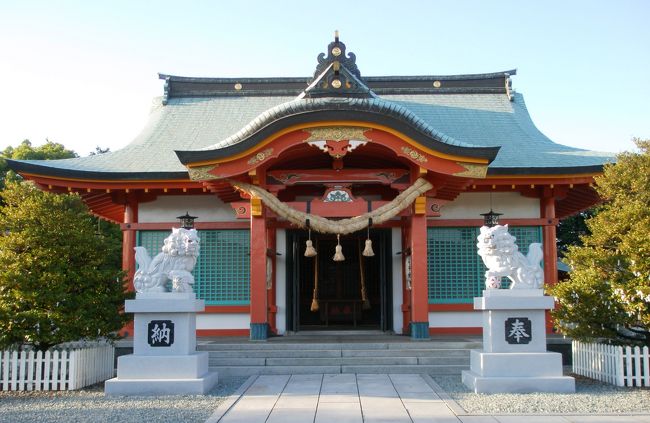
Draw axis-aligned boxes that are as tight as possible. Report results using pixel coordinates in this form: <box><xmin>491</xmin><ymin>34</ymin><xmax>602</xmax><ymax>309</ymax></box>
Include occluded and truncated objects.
<box><xmin>476</xmin><ymin>224</ymin><xmax>544</xmax><ymax>289</ymax></box>
<box><xmin>133</xmin><ymin>228</ymin><xmax>201</xmax><ymax>293</ymax></box>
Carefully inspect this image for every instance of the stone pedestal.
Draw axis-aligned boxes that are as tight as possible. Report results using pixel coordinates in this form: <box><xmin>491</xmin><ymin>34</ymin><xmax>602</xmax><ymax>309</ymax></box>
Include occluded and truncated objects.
<box><xmin>462</xmin><ymin>289</ymin><xmax>574</xmax><ymax>393</ymax></box>
<box><xmin>105</xmin><ymin>293</ymin><xmax>218</xmax><ymax>396</ymax></box>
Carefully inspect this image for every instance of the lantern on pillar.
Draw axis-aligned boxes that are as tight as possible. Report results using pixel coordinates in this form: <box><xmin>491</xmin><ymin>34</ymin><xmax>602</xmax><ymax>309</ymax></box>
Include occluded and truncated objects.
<box><xmin>177</xmin><ymin>212</ymin><xmax>198</xmax><ymax>229</ymax></box>
<box><xmin>480</xmin><ymin>209</ymin><xmax>502</xmax><ymax>227</ymax></box>
<box><xmin>481</xmin><ymin>192</ymin><xmax>502</xmax><ymax>227</ymax></box>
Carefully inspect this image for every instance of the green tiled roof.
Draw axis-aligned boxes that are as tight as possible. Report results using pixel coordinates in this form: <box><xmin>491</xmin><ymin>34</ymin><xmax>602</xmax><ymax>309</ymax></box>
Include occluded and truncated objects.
<box><xmin>8</xmin><ymin>82</ymin><xmax>615</xmax><ymax>180</ymax></box>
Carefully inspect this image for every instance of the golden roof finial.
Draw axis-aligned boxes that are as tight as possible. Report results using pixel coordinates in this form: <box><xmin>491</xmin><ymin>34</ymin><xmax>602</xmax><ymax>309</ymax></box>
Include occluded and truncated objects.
<box><xmin>334</xmin><ymin>30</ymin><xmax>339</xmax><ymax>42</ymax></box>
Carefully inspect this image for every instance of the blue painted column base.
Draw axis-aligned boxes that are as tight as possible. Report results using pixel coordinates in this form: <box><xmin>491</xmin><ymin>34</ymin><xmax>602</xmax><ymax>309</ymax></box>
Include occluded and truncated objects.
<box><xmin>410</xmin><ymin>322</ymin><xmax>430</xmax><ymax>340</ymax></box>
<box><xmin>250</xmin><ymin>323</ymin><xmax>269</xmax><ymax>341</ymax></box>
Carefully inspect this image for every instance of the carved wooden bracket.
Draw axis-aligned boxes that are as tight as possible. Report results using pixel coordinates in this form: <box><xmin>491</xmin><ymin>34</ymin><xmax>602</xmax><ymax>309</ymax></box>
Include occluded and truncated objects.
<box><xmin>307</xmin><ymin>139</ymin><xmax>368</xmax><ymax>159</ymax></box>
<box><xmin>230</xmin><ymin>202</ymin><xmax>250</xmax><ymax>219</ymax></box>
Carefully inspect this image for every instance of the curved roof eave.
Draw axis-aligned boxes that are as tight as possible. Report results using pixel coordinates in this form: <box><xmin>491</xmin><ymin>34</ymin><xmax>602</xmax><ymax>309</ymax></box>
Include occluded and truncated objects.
<box><xmin>175</xmin><ymin>97</ymin><xmax>501</xmax><ymax>165</ymax></box>
<box><xmin>5</xmin><ymin>159</ymin><xmax>189</xmax><ymax>182</ymax></box>
<box><xmin>487</xmin><ymin>164</ymin><xmax>605</xmax><ymax>176</ymax></box>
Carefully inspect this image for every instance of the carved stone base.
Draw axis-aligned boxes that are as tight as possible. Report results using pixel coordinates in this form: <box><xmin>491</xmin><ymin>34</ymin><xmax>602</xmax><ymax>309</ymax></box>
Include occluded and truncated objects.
<box><xmin>105</xmin><ymin>372</ymin><xmax>219</xmax><ymax>396</ymax></box>
<box><xmin>462</xmin><ymin>371</ymin><xmax>575</xmax><ymax>394</ymax></box>
<box><xmin>463</xmin><ymin>289</ymin><xmax>575</xmax><ymax>393</ymax></box>
<box><xmin>105</xmin><ymin>293</ymin><xmax>218</xmax><ymax>396</ymax></box>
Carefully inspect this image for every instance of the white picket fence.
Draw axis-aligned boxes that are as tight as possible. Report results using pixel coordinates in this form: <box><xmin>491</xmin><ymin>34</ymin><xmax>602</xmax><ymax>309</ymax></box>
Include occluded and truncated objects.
<box><xmin>572</xmin><ymin>340</ymin><xmax>650</xmax><ymax>387</ymax></box>
<box><xmin>0</xmin><ymin>343</ymin><xmax>114</xmax><ymax>391</ymax></box>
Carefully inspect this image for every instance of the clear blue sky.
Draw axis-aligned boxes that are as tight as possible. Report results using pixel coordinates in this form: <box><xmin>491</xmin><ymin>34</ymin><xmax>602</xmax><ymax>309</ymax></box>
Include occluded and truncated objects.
<box><xmin>0</xmin><ymin>0</ymin><xmax>648</xmax><ymax>156</ymax></box>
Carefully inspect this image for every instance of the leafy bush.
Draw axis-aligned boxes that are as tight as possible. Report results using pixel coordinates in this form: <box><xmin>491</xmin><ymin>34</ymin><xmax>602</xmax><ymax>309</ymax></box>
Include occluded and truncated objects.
<box><xmin>550</xmin><ymin>139</ymin><xmax>650</xmax><ymax>346</ymax></box>
<box><xmin>0</xmin><ymin>181</ymin><xmax>131</xmax><ymax>351</ymax></box>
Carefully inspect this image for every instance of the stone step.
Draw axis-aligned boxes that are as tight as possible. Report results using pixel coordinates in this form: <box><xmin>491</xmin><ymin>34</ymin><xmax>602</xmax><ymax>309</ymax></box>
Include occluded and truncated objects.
<box><xmin>209</xmin><ymin>363</ymin><xmax>468</xmax><ymax>377</ymax></box>
<box><xmin>416</xmin><ymin>356</ymin><xmax>469</xmax><ymax>365</ymax></box>
<box><xmin>210</xmin><ymin>365</ymin><xmax>342</xmax><ymax>377</ymax></box>
<box><xmin>267</xmin><ymin>357</ymin><xmax>420</xmax><ymax>366</ymax></box>
<box><xmin>341</xmin><ymin>349</ymin><xmax>470</xmax><ymax>358</ymax></box>
<box><xmin>208</xmin><ymin>357</ymin><xmax>418</xmax><ymax>367</ymax></box>
<box><xmin>208</xmin><ymin>355</ymin><xmax>469</xmax><ymax>367</ymax></box>
<box><xmin>207</xmin><ymin>349</ymin><xmax>344</xmax><ymax>358</ymax></box>
<box><xmin>202</xmin><ymin>339</ymin><xmax>474</xmax><ymax>376</ymax></box>
<box><xmin>342</xmin><ymin>365</ymin><xmax>467</xmax><ymax>375</ymax></box>
<box><xmin>203</xmin><ymin>348</ymin><xmax>469</xmax><ymax>359</ymax></box>
<box><xmin>197</xmin><ymin>341</ymin><xmax>480</xmax><ymax>351</ymax></box>
<box><xmin>209</xmin><ymin>357</ymin><xmax>267</xmax><ymax>366</ymax></box>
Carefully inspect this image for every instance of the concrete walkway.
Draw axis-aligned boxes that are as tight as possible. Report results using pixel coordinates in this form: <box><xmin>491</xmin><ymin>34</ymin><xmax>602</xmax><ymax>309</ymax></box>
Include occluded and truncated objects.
<box><xmin>206</xmin><ymin>374</ymin><xmax>650</xmax><ymax>423</ymax></box>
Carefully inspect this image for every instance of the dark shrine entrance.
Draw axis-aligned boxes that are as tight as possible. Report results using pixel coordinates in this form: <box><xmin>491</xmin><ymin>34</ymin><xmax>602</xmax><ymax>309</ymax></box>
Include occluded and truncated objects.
<box><xmin>286</xmin><ymin>229</ymin><xmax>392</xmax><ymax>332</ymax></box>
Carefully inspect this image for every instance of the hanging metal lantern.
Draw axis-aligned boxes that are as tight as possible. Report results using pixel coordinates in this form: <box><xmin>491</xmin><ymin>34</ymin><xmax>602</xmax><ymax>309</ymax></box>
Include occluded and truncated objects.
<box><xmin>176</xmin><ymin>212</ymin><xmax>198</xmax><ymax>229</ymax></box>
<box><xmin>480</xmin><ymin>209</ymin><xmax>502</xmax><ymax>227</ymax></box>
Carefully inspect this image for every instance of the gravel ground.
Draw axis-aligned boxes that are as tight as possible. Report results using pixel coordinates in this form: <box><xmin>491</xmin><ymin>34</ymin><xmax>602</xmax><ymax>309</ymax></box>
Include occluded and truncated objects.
<box><xmin>0</xmin><ymin>376</ymin><xmax>247</xmax><ymax>423</ymax></box>
<box><xmin>432</xmin><ymin>373</ymin><xmax>650</xmax><ymax>415</ymax></box>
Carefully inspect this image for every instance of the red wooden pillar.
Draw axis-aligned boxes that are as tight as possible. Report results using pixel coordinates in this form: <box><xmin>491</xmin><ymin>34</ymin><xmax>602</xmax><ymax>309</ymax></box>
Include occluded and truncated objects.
<box><xmin>249</xmin><ymin>198</ymin><xmax>268</xmax><ymax>340</ymax></box>
<box><xmin>541</xmin><ymin>196</ymin><xmax>558</xmax><ymax>287</ymax></box>
<box><xmin>409</xmin><ymin>196</ymin><xmax>430</xmax><ymax>339</ymax></box>
<box><xmin>267</xmin><ymin>226</ymin><xmax>277</xmax><ymax>334</ymax></box>
<box><xmin>120</xmin><ymin>199</ymin><xmax>137</xmax><ymax>336</ymax></box>
<box><xmin>542</xmin><ymin>194</ymin><xmax>558</xmax><ymax>333</ymax></box>
<box><xmin>401</xmin><ymin>222</ymin><xmax>411</xmax><ymax>334</ymax></box>
<box><xmin>122</xmin><ymin>200</ymin><xmax>138</xmax><ymax>291</ymax></box>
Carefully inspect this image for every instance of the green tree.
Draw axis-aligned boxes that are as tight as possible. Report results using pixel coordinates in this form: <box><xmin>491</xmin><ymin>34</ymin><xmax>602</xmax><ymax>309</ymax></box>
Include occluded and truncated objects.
<box><xmin>1</xmin><ymin>138</ymin><xmax>122</xmax><ymax>268</ymax></box>
<box><xmin>550</xmin><ymin>138</ymin><xmax>650</xmax><ymax>346</ymax></box>
<box><xmin>556</xmin><ymin>208</ymin><xmax>597</xmax><ymax>258</ymax></box>
<box><xmin>0</xmin><ymin>139</ymin><xmax>77</xmax><ymax>188</ymax></box>
<box><xmin>0</xmin><ymin>180</ymin><xmax>131</xmax><ymax>351</ymax></box>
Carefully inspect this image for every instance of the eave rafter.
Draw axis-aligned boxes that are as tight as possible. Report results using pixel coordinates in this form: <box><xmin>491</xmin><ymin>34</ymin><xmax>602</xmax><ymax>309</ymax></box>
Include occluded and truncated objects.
<box><xmin>201</xmin><ymin>179</ymin><xmax>245</xmax><ymax>203</ymax></box>
<box><xmin>460</xmin><ymin>174</ymin><xmax>601</xmax><ymax>219</ymax></box>
<box><xmin>24</xmin><ymin>174</ymin><xmax>208</xmax><ymax>223</ymax></box>
<box><xmin>556</xmin><ymin>184</ymin><xmax>601</xmax><ymax>218</ymax></box>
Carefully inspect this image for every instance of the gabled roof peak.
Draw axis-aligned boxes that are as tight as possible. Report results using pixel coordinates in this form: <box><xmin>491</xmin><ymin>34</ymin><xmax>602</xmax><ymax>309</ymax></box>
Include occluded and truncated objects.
<box><xmin>301</xmin><ymin>32</ymin><xmax>373</xmax><ymax>99</ymax></box>
<box><xmin>312</xmin><ymin>31</ymin><xmax>362</xmax><ymax>80</ymax></box>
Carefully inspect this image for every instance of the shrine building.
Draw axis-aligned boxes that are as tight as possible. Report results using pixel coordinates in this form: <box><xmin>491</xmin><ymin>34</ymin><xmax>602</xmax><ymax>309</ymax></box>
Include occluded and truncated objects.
<box><xmin>7</xmin><ymin>35</ymin><xmax>613</xmax><ymax>340</ymax></box>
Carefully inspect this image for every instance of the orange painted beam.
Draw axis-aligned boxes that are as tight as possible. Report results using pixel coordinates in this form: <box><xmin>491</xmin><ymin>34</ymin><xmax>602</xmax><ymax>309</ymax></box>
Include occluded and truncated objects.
<box><xmin>268</xmin><ymin>219</ymin><xmax>404</xmax><ymax>229</ymax></box>
<box><xmin>427</xmin><ymin>218</ymin><xmax>558</xmax><ymax>227</ymax></box>
<box><xmin>120</xmin><ymin>221</ymin><xmax>249</xmax><ymax>230</ymax></box>
<box><xmin>197</xmin><ymin>329</ymin><xmax>249</xmax><ymax>337</ymax></box>
<box><xmin>267</xmin><ymin>168</ymin><xmax>409</xmax><ymax>185</ymax></box>
<box><xmin>264</xmin><ymin>200</ymin><xmax>411</xmax><ymax>219</ymax></box>
<box><xmin>202</xmin><ymin>306</ymin><xmax>250</xmax><ymax>313</ymax></box>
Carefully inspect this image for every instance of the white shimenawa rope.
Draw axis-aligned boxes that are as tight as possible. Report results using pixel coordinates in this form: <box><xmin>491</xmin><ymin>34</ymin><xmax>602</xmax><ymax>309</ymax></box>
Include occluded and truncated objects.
<box><xmin>230</xmin><ymin>177</ymin><xmax>433</xmax><ymax>234</ymax></box>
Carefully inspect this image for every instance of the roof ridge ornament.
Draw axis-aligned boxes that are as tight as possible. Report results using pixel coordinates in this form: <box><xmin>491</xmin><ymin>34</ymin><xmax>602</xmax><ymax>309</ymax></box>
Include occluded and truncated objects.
<box><xmin>301</xmin><ymin>31</ymin><xmax>373</xmax><ymax>99</ymax></box>
<box><xmin>313</xmin><ymin>30</ymin><xmax>361</xmax><ymax>80</ymax></box>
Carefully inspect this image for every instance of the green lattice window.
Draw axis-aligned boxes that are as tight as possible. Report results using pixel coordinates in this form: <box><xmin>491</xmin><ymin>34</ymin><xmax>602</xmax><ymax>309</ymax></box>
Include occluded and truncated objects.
<box><xmin>137</xmin><ymin>230</ymin><xmax>250</xmax><ymax>305</ymax></box>
<box><xmin>427</xmin><ymin>226</ymin><xmax>542</xmax><ymax>304</ymax></box>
